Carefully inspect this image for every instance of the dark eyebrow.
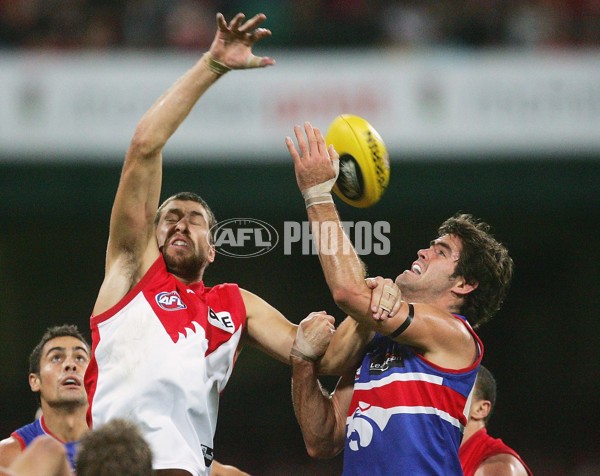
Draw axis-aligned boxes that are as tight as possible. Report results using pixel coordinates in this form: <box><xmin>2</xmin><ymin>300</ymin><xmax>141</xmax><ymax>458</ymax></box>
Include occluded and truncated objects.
<box><xmin>431</xmin><ymin>240</ymin><xmax>453</xmax><ymax>254</ymax></box>
<box><xmin>74</xmin><ymin>345</ymin><xmax>91</xmax><ymax>356</ymax></box>
<box><xmin>46</xmin><ymin>345</ymin><xmax>90</xmax><ymax>357</ymax></box>
<box><xmin>164</xmin><ymin>207</ymin><xmax>183</xmax><ymax>215</ymax></box>
<box><xmin>165</xmin><ymin>208</ymin><xmax>206</xmax><ymax>221</ymax></box>
<box><xmin>45</xmin><ymin>346</ymin><xmax>66</xmax><ymax>356</ymax></box>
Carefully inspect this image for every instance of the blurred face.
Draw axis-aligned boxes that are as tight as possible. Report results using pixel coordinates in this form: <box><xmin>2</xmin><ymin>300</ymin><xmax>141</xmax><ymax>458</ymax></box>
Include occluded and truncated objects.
<box><xmin>155</xmin><ymin>199</ymin><xmax>215</xmax><ymax>282</ymax></box>
<box><xmin>30</xmin><ymin>336</ymin><xmax>90</xmax><ymax>408</ymax></box>
<box><xmin>395</xmin><ymin>234</ymin><xmax>463</xmax><ymax>302</ymax></box>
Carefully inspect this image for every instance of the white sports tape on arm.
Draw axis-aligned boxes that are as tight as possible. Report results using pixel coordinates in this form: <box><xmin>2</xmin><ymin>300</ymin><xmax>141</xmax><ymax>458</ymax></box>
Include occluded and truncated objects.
<box><xmin>302</xmin><ymin>158</ymin><xmax>339</xmax><ymax>209</ymax></box>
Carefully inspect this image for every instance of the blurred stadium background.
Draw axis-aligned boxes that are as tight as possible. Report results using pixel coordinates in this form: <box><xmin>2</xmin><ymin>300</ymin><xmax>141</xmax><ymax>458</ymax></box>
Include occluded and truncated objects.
<box><xmin>1</xmin><ymin>1</ymin><xmax>599</xmax><ymax>475</ymax></box>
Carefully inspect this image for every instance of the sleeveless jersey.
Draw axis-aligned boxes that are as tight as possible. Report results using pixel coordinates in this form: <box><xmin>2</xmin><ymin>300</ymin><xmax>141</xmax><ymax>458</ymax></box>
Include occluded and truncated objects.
<box><xmin>11</xmin><ymin>417</ymin><xmax>78</xmax><ymax>472</ymax></box>
<box><xmin>343</xmin><ymin>314</ymin><xmax>483</xmax><ymax>476</ymax></box>
<box><xmin>85</xmin><ymin>257</ymin><xmax>247</xmax><ymax>475</ymax></box>
<box><xmin>459</xmin><ymin>428</ymin><xmax>533</xmax><ymax>476</ymax></box>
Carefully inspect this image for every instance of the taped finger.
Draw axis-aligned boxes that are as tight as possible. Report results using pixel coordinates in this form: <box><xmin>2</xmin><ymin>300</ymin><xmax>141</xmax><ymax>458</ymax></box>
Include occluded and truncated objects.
<box><xmin>383</xmin><ymin>284</ymin><xmax>397</xmax><ymax>299</ymax></box>
<box><xmin>379</xmin><ymin>295</ymin><xmax>394</xmax><ymax>311</ymax></box>
<box><xmin>246</xmin><ymin>55</ymin><xmax>262</xmax><ymax>68</ymax></box>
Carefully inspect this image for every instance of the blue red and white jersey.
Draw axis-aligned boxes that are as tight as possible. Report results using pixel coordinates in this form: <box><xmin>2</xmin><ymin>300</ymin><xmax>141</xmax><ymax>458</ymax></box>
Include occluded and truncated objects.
<box><xmin>85</xmin><ymin>257</ymin><xmax>247</xmax><ymax>476</ymax></box>
<box><xmin>11</xmin><ymin>417</ymin><xmax>78</xmax><ymax>473</ymax></box>
<box><xmin>342</xmin><ymin>314</ymin><xmax>483</xmax><ymax>476</ymax></box>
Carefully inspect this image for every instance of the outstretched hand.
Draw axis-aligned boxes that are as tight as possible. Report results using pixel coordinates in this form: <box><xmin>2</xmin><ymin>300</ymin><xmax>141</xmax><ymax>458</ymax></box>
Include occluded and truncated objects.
<box><xmin>286</xmin><ymin>122</ymin><xmax>340</xmax><ymax>197</ymax></box>
<box><xmin>209</xmin><ymin>12</ymin><xmax>276</xmax><ymax>69</ymax></box>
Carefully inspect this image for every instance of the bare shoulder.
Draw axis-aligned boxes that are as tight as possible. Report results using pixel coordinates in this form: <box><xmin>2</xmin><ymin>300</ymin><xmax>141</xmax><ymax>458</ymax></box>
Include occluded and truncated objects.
<box><xmin>400</xmin><ymin>302</ymin><xmax>477</xmax><ymax>368</ymax></box>
<box><xmin>0</xmin><ymin>437</ymin><xmax>22</xmax><ymax>468</ymax></box>
<box><xmin>476</xmin><ymin>453</ymin><xmax>530</xmax><ymax>476</ymax></box>
<box><xmin>405</xmin><ymin>302</ymin><xmax>474</xmax><ymax>344</ymax></box>
<box><xmin>5</xmin><ymin>436</ymin><xmax>69</xmax><ymax>476</ymax></box>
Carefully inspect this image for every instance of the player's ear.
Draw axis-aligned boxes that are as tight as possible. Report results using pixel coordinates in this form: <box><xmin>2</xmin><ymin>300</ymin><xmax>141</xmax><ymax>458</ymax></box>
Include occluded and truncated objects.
<box><xmin>207</xmin><ymin>244</ymin><xmax>216</xmax><ymax>263</ymax></box>
<box><xmin>471</xmin><ymin>399</ymin><xmax>491</xmax><ymax>421</ymax></box>
<box><xmin>29</xmin><ymin>373</ymin><xmax>41</xmax><ymax>392</ymax></box>
<box><xmin>452</xmin><ymin>277</ymin><xmax>478</xmax><ymax>297</ymax></box>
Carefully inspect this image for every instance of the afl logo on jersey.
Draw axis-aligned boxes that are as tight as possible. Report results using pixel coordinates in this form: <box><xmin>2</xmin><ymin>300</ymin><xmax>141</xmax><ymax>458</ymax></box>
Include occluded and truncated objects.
<box><xmin>156</xmin><ymin>291</ymin><xmax>187</xmax><ymax>311</ymax></box>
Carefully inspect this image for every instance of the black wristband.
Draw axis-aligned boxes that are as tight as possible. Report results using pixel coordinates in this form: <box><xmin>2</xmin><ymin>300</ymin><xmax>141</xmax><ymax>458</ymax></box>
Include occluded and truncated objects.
<box><xmin>387</xmin><ymin>303</ymin><xmax>414</xmax><ymax>339</ymax></box>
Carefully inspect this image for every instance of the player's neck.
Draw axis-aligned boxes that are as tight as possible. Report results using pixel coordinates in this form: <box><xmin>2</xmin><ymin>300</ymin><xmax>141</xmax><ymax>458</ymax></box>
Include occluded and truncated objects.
<box><xmin>402</xmin><ymin>291</ymin><xmax>456</xmax><ymax>315</ymax></box>
<box><xmin>461</xmin><ymin>421</ymin><xmax>486</xmax><ymax>446</ymax></box>
<box><xmin>41</xmin><ymin>405</ymin><xmax>89</xmax><ymax>442</ymax></box>
<box><xmin>167</xmin><ymin>260</ymin><xmax>207</xmax><ymax>285</ymax></box>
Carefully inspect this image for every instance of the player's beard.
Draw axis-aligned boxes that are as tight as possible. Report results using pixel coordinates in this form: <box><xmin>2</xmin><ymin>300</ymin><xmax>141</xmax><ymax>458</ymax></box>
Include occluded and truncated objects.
<box><xmin>162</xmin><ymin>245</ymin><xmax>207</xmax><ymax>283</ymax></box>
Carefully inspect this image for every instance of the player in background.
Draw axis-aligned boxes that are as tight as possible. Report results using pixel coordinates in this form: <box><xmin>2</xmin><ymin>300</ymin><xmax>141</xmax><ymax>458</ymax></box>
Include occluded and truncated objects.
<box><xmin>459</xmin><ymin>365</ymin><xmax>533</xmax><ymax>476</ymax></box>
<box><xmin>0</xmin><ymin>324</ymin><xmax>90</xmax><ymax>473</ymax></box>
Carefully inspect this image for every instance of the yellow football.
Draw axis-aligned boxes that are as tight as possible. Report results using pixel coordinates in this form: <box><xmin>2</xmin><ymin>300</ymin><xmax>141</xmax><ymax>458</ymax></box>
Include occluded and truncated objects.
<box><xmin>325</xmin><ymin>114</ymin><xmax>390</xmax><ymax>208</ymax></box>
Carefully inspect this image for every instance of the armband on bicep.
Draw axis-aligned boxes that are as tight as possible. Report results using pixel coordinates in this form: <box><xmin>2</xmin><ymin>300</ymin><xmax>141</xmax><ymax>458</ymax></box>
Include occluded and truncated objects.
<box><xmin>387</xmin><ymin>303</ymin><xmax>414</xmax><ymax>339</ymax></box>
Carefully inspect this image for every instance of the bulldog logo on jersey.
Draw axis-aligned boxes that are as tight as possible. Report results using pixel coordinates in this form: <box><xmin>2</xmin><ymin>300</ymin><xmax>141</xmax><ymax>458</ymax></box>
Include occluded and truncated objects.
<box><xmin>208</xmin><ymin>307</ymin><xmax>235</xmax><ymax>334</ymax></box>
<box><xmin>155</xmin><ymin>291</ymin><xmax>187</xmax><ymax>311</ymax></box>
<box><xmin>347</xmin><ymin>402</ymin><xmax>394</xmax><ymax>451</ymax></box>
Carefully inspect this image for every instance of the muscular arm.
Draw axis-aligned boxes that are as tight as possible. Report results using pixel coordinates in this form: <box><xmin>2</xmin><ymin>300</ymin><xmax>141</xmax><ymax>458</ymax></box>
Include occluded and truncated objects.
<box><xmin>289</xmin><ymin>314</ymin><xmax>373</xmax><ymax>457</ymax></box>
<box><xmin>94</xmin><ymin>13</ymin><xmax>275</xmax><ymax>316</ymax></box>
<box><xmin>318</xmin><ymin>317</ymin><xmax>373</xmax><ymax>375</ymax></box>
<box><xmin>242</xmin><ymin>286</ymin><xmax>373</xmax><ymax>373</ymax></box>
<box><xmin>292</xmin><ymin>361</ymin><xmax>354</xmax><ymax>458</ymax></box>
<box><xmin>241</xmin><ymin>288</ymin><xmax>297</xmax><ymax>364</ymax></box>
<box><xmin>94</xmin><ymin>54</ymin><xmax>224</xmax><ymax>317</ymax></box>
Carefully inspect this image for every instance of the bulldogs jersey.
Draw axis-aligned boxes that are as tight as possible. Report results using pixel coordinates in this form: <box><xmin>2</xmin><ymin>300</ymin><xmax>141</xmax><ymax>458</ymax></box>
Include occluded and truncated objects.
<box><xmin>11</xmin><ymin>417</ymin><xmax>78</xmax><ymax>473</ymax></box>
<box><xmin>459</xmin><ymin>428</ymin><xmax>533</xmax><ymax>476</ymax></box>
<box><xmin>343</xmin><ymin>315</ymin><xmax>482</xmax><ymax>476</ymax></box>
<box><xmin>85</xmin><ymin>257</ymin><xmax>246</xmax><ymax>475</ymax></box>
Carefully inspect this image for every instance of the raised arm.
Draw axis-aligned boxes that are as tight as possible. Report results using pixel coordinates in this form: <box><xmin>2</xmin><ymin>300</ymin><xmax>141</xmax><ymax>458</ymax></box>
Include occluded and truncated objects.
<box><xmin>94</xmin><ymin>13</ymin><xmax>275</xmax><ymax>315</ymax></box>
<box><xmin>286</xmin><ymin>123</ymin><xmax>477</xmax><ymax>368</ymax></box>
<box><xmin>285</xmin><ymin>122</ymin><xmax>407</xmax><ymax>335</ymax></box>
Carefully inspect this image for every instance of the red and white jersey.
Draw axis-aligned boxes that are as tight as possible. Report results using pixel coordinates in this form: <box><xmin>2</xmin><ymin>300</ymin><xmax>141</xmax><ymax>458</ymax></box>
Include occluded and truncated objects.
<box><xmin>459</xmin><ymin>428</ymin><xmax>533</xmax><ymax>476</ymax></box>
<box><xmin>85</xmin><ymin>257</ymin><xmax>246</xmax><ymax>475</ymax></box>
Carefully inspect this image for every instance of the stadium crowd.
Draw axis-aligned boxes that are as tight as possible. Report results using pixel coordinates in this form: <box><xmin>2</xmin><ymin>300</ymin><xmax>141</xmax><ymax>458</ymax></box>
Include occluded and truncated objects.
<box><xmin>0</xmin><ymin>0</ymin><xmax>598</xmax><ymax>50</ymax></box>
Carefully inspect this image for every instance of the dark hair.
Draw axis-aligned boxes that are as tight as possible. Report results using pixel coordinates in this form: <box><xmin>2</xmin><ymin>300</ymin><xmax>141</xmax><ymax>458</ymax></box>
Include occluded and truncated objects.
<box><xmin>154</xmin><ymin>192</ymin><xmax>217</xmax><ymax>243</ymax></box>
<box><xmin>438</xmin><ymin>213</ymin><xmax>513</xmax><ymax>328</ymax></box>
<box><xmin>76</xmin><ymin>419</ymin><xmax>153</xmax><ymax>476</ymax></box>
<box><xmin>474</xmin><ymin>365</ymin><xmax>497</xmax><ymax>424</ymax></box>
<box><xmin>29</xmin><ymin>324</ymin><xmax>90</xmax><ymax>374</ymax></box>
